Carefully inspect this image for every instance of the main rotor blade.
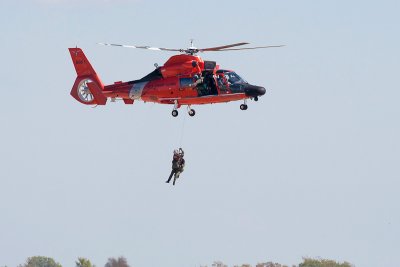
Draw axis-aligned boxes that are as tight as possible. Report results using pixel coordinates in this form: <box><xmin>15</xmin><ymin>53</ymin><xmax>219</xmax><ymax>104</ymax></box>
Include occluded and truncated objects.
<box><xmin>211</xmin><ymin>45</ymin><xmax>285</xmax><ymax>51</ymax></box>
<box><xmin>98</xmin><ymin>42</ymin><xmax>182</xmax><ymax>52</ymax></box>
<box><xmin>200</xmin><ymin>42</ymin><xmax>249</xmax><ymax>52</ymax></box>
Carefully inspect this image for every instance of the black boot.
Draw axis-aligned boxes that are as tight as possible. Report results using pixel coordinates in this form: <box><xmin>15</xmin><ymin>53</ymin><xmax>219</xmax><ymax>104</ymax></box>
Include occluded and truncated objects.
<box><xmin>166</xmin><ymin>170</ymin><xmax>174</xmax><ymax>183</ymax></box>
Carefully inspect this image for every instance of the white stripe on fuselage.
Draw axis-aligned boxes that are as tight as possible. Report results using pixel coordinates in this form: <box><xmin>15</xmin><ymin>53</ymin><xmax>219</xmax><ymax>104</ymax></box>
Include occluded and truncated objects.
<box><xmin>158</xmin><ymin>93</ymin><xmax>244</xmax><ymax>101</ymax></box>
<box><xmin>129</xmin><ymin>82</ymin><xmax>148</xmax><ymax>100</ymax></box>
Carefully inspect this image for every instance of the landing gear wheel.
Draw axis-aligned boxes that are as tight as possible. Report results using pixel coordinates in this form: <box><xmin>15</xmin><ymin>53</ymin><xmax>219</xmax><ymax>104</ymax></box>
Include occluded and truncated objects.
<box><xmin>240</xmin><ymin>104</ymin><xmax>248</xmax><ymax>110</ymax></box>
<box><xmin>172</xmin><ymin>110</ymin><xmax>178</xmax><ymax>117</ymax></box>
<box><xmin>254</xmin><ymin>96</ymin><xmax>259</xmax><ymax>101</ymax></box>
<box><xmin>188</xmin><ymin>109</ymin><xmax>196</xmax><ymax>117</ymax></box>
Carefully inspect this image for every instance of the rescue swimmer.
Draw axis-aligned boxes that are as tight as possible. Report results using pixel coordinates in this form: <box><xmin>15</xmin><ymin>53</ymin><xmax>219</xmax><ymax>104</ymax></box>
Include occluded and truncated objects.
<box><xmin>166</xmin><ymin>148</ymin><xmax>185</xmax><ymax>185</ymax></box>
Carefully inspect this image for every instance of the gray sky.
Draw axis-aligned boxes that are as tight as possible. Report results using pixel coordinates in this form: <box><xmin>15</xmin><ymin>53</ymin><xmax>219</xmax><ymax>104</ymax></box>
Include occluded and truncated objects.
<box><xmin>1</xmin><ymin>0</ymin><xmax>399</xmax><ymax>266</ymax></box>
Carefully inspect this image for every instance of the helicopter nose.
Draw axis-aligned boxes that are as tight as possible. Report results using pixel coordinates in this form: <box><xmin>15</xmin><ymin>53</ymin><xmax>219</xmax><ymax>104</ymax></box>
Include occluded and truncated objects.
<box><xmin>244</xmin><ymin>85</ymin><xmax>266</xmax><ymax>97</ymax></box>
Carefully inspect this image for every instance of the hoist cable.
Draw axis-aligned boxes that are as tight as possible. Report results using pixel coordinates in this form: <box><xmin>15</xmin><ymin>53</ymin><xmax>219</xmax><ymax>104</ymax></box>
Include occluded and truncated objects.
<box><xmin>178</xmin><ymin>110</ymin><xmax>187</xmax><ymax>147</ymax></box>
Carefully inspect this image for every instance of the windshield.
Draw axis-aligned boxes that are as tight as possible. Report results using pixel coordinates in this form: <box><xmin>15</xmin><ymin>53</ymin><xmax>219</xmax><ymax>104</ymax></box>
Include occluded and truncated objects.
<box><xmin>223</xmin><ymin>71</ymin><xmax>247</xmax><ymax>84</ymax></box>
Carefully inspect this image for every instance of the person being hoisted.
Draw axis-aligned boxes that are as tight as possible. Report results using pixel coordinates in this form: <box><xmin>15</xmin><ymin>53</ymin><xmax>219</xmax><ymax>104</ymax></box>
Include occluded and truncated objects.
<box><xmin>166</xmin><ymin>148</ymin><xmax>185</xmax><ymax>186</ymax></box>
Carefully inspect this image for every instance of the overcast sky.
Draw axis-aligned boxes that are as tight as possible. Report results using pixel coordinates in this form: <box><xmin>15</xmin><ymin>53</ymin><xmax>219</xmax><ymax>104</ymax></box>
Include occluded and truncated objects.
<box><xmin>1</xmin><ymin>0</ymin><xmax>399</xmax><ymax>266</ymax></box>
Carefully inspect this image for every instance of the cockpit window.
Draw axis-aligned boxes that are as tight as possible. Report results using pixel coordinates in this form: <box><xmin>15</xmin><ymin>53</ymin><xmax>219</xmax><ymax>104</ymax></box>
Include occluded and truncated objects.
<box><xmin>223</xmin><ymin>71</ymin><xmax>247</xmax><ymax>84</ymax></box>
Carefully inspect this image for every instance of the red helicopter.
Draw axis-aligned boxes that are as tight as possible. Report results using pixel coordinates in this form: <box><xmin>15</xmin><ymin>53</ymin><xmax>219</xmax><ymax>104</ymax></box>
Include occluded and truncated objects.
<box><xmin>68</xmin><ymin>41</ymin><xmax>283</xmax><ymax>117</ymax></box>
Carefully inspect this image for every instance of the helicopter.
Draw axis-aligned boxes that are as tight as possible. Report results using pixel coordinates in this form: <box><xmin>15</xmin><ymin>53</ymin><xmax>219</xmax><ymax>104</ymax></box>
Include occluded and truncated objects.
<box><xmin>68</xmin><ymin>41</ymin><xmax>283</xmax><ymax>117</ymax></box>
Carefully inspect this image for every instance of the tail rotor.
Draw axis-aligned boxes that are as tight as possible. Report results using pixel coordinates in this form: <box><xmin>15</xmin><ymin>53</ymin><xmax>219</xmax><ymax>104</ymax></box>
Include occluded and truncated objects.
<box><xmin>77</xmin><ymin>78</ymin><xmax>94</xmax><ymax>103</ymax></box>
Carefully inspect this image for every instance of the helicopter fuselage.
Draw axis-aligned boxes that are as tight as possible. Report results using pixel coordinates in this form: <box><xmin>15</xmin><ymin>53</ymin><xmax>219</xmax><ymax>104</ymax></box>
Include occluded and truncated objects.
<box><xmin>69</xmin><ymin>48</ymin><xmax>266</xmax><ymax>116</ymax></box>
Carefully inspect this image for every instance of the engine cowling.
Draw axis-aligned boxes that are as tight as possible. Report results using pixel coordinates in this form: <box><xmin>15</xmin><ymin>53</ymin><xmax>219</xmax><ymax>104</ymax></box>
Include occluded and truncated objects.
<box><xmin>160</xmin><ymin>54</ymin><xmax>204</xmax><ymax>78</ymax></box>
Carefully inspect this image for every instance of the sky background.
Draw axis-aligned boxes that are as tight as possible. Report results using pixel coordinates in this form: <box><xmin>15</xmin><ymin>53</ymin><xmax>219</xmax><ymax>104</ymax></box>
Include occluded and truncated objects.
<box><xmin>1</xmin><ymin>0</ymin><xmax>399</xmax><ymax>266</ymax></box>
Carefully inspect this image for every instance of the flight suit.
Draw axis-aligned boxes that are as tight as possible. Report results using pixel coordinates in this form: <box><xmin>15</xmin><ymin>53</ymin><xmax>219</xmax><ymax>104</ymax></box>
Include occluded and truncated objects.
<box><xmin>166</xmin><ymin>153</ymin><xmax>185</xmax><ymax>185</ymax></box>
